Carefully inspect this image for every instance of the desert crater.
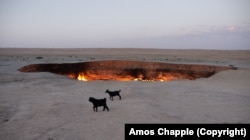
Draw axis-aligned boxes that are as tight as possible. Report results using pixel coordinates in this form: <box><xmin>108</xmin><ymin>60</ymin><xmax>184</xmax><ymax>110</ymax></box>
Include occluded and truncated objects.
<box><xmin>18</xmin><ymin>60</ymin><xmax>234</xmax><ymax>81</ymax></box>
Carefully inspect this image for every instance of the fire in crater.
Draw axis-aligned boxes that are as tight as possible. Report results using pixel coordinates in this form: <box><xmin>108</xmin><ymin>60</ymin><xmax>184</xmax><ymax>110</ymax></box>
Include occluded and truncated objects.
<box><xmin>18</xmin><ymin>60</ymin><xmax>235</xmax><ymax>82</ymax></box>
<box><xmin>77</xmin><ymin>73</ymin><xmax>87</xmax><ymax>81</ymax></box>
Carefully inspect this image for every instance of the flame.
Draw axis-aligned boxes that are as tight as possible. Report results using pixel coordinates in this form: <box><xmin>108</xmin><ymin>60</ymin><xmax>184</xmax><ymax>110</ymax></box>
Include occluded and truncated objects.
<box><xmin>68</xmin><ymin>72</ymin><xmax>183</xmax><ymax>82</ymax></box>
<box><xmin>77</xmin><ymin>74</ymin><xmax>87</xmax><ymax>81</ymax></box>
<box><xmin>134</xmin><ymin>78</ymin><xmax>162</xmax><ymax>82</ymax></box>
<box><xmin>134</xmin><ymin>78</ymin><xmax>142</xmax><ymax>81</ymax></box>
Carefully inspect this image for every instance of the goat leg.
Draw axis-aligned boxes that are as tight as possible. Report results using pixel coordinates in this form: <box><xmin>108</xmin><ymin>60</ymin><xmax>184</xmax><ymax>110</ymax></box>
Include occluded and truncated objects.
<box><xmin>93</xmin><ymin>106</ymin><xmax>98</xmax><ymax>112</ymax></box>
<box><xmin>105</xmin><ymin>106</ymin><xmax>109</xmax><ymax>112</ymax></box>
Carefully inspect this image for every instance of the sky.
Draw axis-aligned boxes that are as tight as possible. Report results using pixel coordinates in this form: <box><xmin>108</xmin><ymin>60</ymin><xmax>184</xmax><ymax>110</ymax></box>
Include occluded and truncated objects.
<box><xmin>0</xmin><ymin>0</ymin><xmax>250</xmax><ymax>49</ymax></box>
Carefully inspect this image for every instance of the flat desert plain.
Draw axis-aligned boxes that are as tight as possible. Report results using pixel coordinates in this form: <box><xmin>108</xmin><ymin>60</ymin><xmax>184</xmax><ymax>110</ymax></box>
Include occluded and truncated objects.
<box><xmin>0</xmin><ymin>48</ymin><xmax>250</xmax><ymax>140</ymax></box>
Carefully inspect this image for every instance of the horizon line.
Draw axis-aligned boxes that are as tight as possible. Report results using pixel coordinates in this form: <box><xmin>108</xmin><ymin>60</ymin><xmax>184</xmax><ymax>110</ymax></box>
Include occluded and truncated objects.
<box><xmin>1</xmin><ymin>47</ymin><xmax>249</xmax><ymax>51</ymax></box>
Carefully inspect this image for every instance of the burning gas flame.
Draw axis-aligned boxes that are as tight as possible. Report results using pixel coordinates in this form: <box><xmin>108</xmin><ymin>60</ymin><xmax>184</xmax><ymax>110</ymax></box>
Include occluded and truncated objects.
<box><xmin>77</xmin><ymin>74</ymin><xmax>87</xmax><ymax>81</ymax></box>
<box><xmin>70</xmin><ymin>72</ymin><xmax>182</xmax><ymax>82</ymax></box>
<box><xmin>134</xmin><ymin>78</ymin><xmax>164</xmax><ymax>82</ymax></box>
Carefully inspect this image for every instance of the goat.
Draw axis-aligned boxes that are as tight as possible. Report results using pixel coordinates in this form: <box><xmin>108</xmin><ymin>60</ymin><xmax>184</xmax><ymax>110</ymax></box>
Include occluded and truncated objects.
<box><xmin>88</xmin><ymin>97</ymin><xmax>109</xmax><ymax>112</ymax></box>
<box><xmin>105</xmin><ymin>89</ymin><xmax>121</xmax><ymax>101</ymax></box>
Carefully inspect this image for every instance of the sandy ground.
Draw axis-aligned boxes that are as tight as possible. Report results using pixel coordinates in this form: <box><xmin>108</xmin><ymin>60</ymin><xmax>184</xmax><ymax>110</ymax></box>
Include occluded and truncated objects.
<box><xmin>0</xmin><ymin>48</ymin><xmax>250</xmax><ymax>140</ymax></box>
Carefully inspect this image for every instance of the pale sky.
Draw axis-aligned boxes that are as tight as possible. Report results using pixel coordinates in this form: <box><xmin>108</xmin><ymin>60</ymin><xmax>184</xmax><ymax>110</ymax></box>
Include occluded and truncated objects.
<box><xmin>1</xmin><ymin>0</ymin><xmax>250</xmax><ymax>49</ymax></box>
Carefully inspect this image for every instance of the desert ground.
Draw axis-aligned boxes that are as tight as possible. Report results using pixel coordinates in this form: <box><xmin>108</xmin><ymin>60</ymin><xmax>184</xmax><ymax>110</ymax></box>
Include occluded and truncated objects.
<box><xmin>0</xmin><ymin>48</ymin><xmax>250</xmax><ymax>140</ymax></box>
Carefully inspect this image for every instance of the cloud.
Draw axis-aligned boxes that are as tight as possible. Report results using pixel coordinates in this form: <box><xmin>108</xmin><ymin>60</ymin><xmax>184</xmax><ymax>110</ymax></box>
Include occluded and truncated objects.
<box><xmin>104</xmin><ymin>25</ymin><xmax>250</xmax><ymax>50</ymax></box>
<box><xmin>194</xmin><ymin>24</ymin><xmax>250</xmax><ymax>34</ymax></box>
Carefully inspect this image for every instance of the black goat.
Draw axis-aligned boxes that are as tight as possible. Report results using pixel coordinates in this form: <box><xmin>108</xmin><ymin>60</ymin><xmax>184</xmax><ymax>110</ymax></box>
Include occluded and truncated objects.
<box><xmin>89</xmin><ymin>97</ymin><xmax>109</xmax><ymax>112</ymax></box>
<box><xmin>105</xmin><ymin>89</ymin><xmax>122</xmax><ymax>101</ymax></box>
